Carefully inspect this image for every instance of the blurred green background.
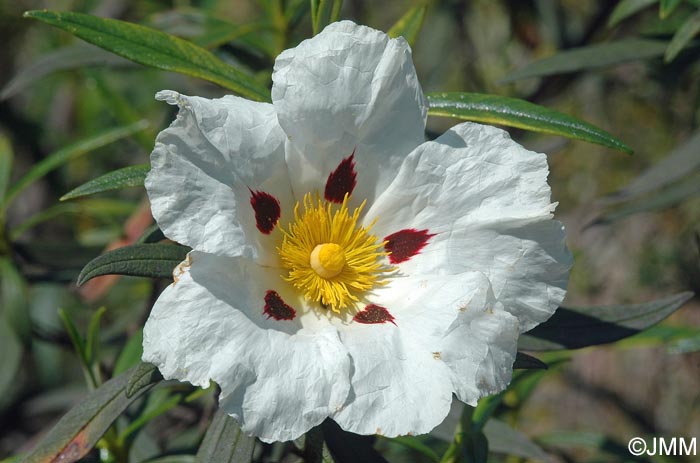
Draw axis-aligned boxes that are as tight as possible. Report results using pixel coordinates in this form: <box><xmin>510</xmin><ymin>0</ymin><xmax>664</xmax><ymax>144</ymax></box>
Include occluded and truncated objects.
<box><xmin>1</xmin><ymin>0</ymin><xmax>699</xmax><ymax>462</ymax></box>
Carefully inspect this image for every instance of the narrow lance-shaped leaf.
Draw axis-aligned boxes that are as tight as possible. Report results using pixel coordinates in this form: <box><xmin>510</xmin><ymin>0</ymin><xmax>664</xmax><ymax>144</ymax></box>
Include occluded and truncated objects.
<box><xmin>665</xmin><ymin>10</ymin><xmax>700</xmax><ymax>62</ymax></box>
<box><xmin>607</xmin><ymin>0</ymin><xmax>658</xmax><ymax>27</ymax></box>
<box><xmin>518</xmin><ymin>291</ymin><xmax>694</xmax><ymax>351</ymax></box>
<box><xmin>311</xmin><ymin>0</ymin><xmax>342</xmax><ymax>35</ymax></box>
<box><xmin>593</xmin><ymin>172</ymin><xmax>700</xmax><ymax>225</ymax></box>
<box><xmin>660</xmin><ymin>0</ymin><xmax>683</xmax><ymax>19</ymax></box>
<box><xmin>195</xmin><ymin>407</ymin><xmax>255</xmax><ymax>463</ymax></box>
<box><xmin>512</xmin><ymin>352</ymin><xmax>547</xmax><ymax>370</ymax></box>
<box><xmin>0</xmin><ymin>135</ymin><xmax>13</xmax><ymax>201</ymax></box>
<box><xmin>322</xmin><ymin>419</ymin><xmax>388</xmax><ymax>463</ymax></box>
<box><xmin>387</xmin><ymin>4</ymin><xmax>427</xmax><ymax>46</ymax></box>
<box><xmin>604</xmin><ymin>130</ymin><xmax>700</xmax><ymax>203</ymax></box>
<box><xmin>61</xmin><ymin>164</ymin><xmax>150</xmax><ymax>201</ymax></box>
<box><xmin>1</xmin><ymin>120</ymin><xmax>148</xmax><ymax>210</ymax></box>
<box><xmin>19</xmin><ymin>363</ymin><xmax>161</xmax><ymax>463</ymax></box>
<box><xmin>427</xmin><ymin>92</ymin><xmax>632</xmax><ymax>153</ymax></box>
<box><xmin>500</xmin><ymin>39</ymin><xmax>670</xmax><ymax>83</ymax></box>
<box><xmin>23</xmin><ymin>10</ymin><xmax>270</xmax><ymax>102</ymax></box>
<box><xmin>77</xmin><ymin>243</ymin><xmax>190</xmax><ymax>286</ymax></box>
<box><xmin>0</xmin><ymin>43</ymin><xmax>131</xmax><ymax>101</ymax></box>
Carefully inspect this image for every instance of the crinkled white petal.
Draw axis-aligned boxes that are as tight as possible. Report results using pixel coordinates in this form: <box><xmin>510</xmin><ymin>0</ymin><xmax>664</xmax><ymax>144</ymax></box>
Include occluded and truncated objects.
<box><xmin>142</xmin><ymin>252</ymin><xmax>351</xmax><ymax>442</ymax></box>
<box><xmin>146</xmin><ymin>91</ymin><xmax>292</xmax><ymax>264</ymax></box>
<box><xmin>367</xmin><ymin>122</ymin><xmax>572</xmax><ymax>331</ymax></box>
<box><xmin>332</xmin><ymin>272</ymin><xmax>517</xmax><ymax>436</ymax></box>
<box><xmin>272</xmin><ymin>21</ymin><xmax>427</xmax><ymax>206</ymax></box>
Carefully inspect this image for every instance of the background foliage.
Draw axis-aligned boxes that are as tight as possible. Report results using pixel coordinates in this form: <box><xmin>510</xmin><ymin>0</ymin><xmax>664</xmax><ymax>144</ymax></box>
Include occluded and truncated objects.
<box><xmin>1</xmin><ymin>0</ymin><xmax>699</xmax><ymax>462</ymax></box>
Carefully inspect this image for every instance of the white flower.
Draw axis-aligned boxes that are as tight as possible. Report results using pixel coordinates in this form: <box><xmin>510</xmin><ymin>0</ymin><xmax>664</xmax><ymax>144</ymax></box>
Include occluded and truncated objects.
<box><xmin>143</xmin><ymin>21</ymin><xmax>572</xmax><ymax>443</ymax></box>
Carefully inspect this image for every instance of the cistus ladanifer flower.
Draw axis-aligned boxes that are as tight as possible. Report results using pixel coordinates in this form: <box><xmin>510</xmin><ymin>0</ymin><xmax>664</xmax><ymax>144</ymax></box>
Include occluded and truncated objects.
<box><xmin>142</xmin><ymin>20</ymin><xmax>572</xmax><ymax>443</ymax></box>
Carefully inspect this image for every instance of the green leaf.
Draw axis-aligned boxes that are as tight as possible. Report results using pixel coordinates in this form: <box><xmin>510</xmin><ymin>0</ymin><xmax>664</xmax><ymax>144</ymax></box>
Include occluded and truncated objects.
<box><xmin>426</xmin><ymin>92</ymin><xmax>632</xmax><ymax>153</ymax></box>
<box><xmin>388</xmin><ymin>4</ymin><xmax>427</xmax><ymax>46</ymax></box>
<box><xmin>0</xmin><ymin>257</ymin><xmax>31</xmax><ymax>343</ymax></box>
<box><xmin>0</xmin><ymin>318</ymin><xmax>22</xmax><ymax>411</ymax></box>
<box><xmin>195</xmin><ymin>407</ymin><xmax>255</xmax><ymax>463</ymax></box>
<box><xmin>10</xmin><ymin>199</ymin><xmax>136</xmax><ymax>240</ymax></box>
<box><xmin>149</xmin><ymin>9</ymin><xmax>270</xmax><ymax>49</ymax></box>
<box><xmin>136</xmin><ymin>225</ymin><xmax>166</xmax><ymax>244</ymax></box>
<box><xmin>321</xmin><ymin>419</ymin><xmax>388</xmax><ymax>463</ymax></box>
<box><xmin>311</xmin><ymin>0</ymin><xmax>343</xmax><ymax>35</ymax></box>
<box><xmin>23</xmin><ymin>10</ymin><xmax>270</xmax><ymax>102</ymax></box>
<box><xmin>19</xmin><ymin>363</ymin><xmax>159</xmax><ymax>463</ymax></box>
<box><xmin>61</xmin><ymin>164</ymin><xmax>150</xmax><ymax>201</ymax></box>
<box><xmin>0</xmin><ymin>135</ymin><xmax>13</xmax><ymax>202</ymax></box>
<box><xmin>665</xmin><ymin>10</ymin><xmax>700</xmax><ymax>61</ymax></box>
<box><xmin>518</xmin><ymin>291</ymin><xmax>694</xmax><ymax>351</ymax></box>
<box><xmin>85</xmin><ymin>307</ymin><xmax>106</xmax><ymax>367</ymax></box>
<box><xmin>77</xmin><ymin>243</ymin><xmax>190</xmax><ymax>286</ymax></box>
<box><xmin>126</xmin><ymin>362</ymin><xmax>162</xmax><ymax>398</ymax></box>
<box><xmin>659</xmin><ymin>0</ymin><xmax>683</xmax><ymax>19</ymax></box>
<box><xmin>114</xmin><ymin>329</ymin><xmax>144</xmax><ymax>375</ymax></box>
<box><xmin>500</xmin><ymin>39</ymin><xmax>669</xmax><ymax>83</ymax></box>
<box><xmin>608</xmin><ymin>0</ymin><xmax>658</xmax><ymax>27</ymax></box>
<box><xmin>512</xmin><ymin>352</ymin><xmax>547</xmax><ymax>370</ymax></box>
<box><xmin>484</xmin><ymin>419</ymin><xmax>549</xmax><ymax>462</ymax></box>
<box><xmin>593</xmin><ymin>171</ymin><xmax>700</xmax><ymax>224</ymax></box>
<box><xmin>1</xmin><ymin>120</ymin><xmax>148</xmax><ymax>210</ymax></box>
<box><xmin>0</xmin><ymin>43</ymin><xmax>131</xmax><ymax>101</ymax></box>
<box><xmin>387</xmin><ymin>436</ymin><xmax>439</xmax><ymax>463</ymax></box>
<box><xmin>605</xmin><ymin>131</ymin><xmax>700</xmax><ymax>203</ymax></box>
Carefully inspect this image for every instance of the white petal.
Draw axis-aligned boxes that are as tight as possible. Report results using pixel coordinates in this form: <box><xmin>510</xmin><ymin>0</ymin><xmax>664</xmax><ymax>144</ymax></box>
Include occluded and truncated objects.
<box><xmin>272</xmin><ymin>21</ymin><xmax>427</xmax><ymax>206</ymax></box>
<box><xmin>146</xmin><ymin>91</ymin><xmax>292</xmax><ymax>264</ymax></box>
<box><xmin>367</xmin><ymin>123</ymin><xmax>572</xmax><ymax>331</ymax></box>
<box><xmin>332</xmin><ymin>272</ymin><xmax>517</xmax><ymax>436</ymax></box>
<box><xmin>142</xmin><ymin>252</ymin><xmax>351</xmax><ymax>442</ymax></box>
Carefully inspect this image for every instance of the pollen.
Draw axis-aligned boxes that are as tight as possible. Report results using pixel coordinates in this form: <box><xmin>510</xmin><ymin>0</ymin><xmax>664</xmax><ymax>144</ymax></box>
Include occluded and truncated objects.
<box><xmin>278</xmin><ymin>193</ymin><xmax>392</xmax><ymax>312</ymax></box>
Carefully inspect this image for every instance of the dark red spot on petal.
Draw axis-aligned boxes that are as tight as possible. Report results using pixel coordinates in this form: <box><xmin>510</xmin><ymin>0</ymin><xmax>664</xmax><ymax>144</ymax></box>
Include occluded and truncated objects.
<box><xmin>263</xmin><ymin>290</ymin><xmax>296</xmax><ymax>321</ymax></box>
<box><xmin>353</xmin><ymin>304</ymin><xmax>396</xmax><ymax>325</ymax></box>
<box><xmin>384</xmin><ymin>228</ymin><xmax>435</xmax><ymax>264</ymax></box>
<box><xmin>250</xmin><ymin>189</ymin><xmax>280</xmax><ymax>234</ymax></box>
<box><xmin>324</xmin><ymin>151</ymin><xmax>357</xmax><ymax>203</ymax></box>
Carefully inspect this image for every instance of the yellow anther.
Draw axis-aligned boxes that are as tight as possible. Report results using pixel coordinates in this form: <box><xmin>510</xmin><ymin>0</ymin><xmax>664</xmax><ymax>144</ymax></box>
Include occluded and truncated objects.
<box><xmin>310</xmin><ymin>243</ymin><xmax>346</xmax><ymax>278</ymax></box>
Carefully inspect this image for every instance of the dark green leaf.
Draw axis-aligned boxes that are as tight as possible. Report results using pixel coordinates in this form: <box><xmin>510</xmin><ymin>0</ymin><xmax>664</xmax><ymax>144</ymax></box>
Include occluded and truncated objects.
<box><xmin>114</xmin><ymin>329</ymin><xmax>144</xmax><ymax>375</ymax></box>
<box><xmin>513</xmin><ymin>352</ymin><xmax>547</xmax><ymax>370</ymax></box>
<box><xmin>427</xmin><ymin>92</ymin><xmax>632</xmax><ymax>153</ymax></box>
<box><xmin>0</xmin><ymin>318</ymin><xmax>22</xmax><ymax>410</ymax></box>
<box><xmin>484</xmin><ymin>419</ymin><xmax>549</xmax><ymax>462</ymax></box>
<box><xmin>593</xmin><ymin>171</ymin><xmax>700</xmax><ymax>224</ymax></box>
<box><xmin>126</xmin><ymin>362</ymin><xmax>162</xmax><ymax>398</ymax></box>
<box><xmin>321</xmin><ymin>419</ymin><xmax>388</xmax><ymax>463</ymax></box>
<box><xmin>61</xmin><ymin>164</ymin><xmax>150</xmax><ymax>201</ymax></box>
<box><xmin>23</xmin><ymin>10</ymin><xmax>270</xmax><ymax>102</ymax></box>
<box><xmin>608</xmin><ymin>0</ymin><xmax>658</xmax><ymax>27</ymax></box>
<box><xmin>660</xmin><ymin>0</ymin><xmax>683</xmax><ymax>19</ymax></box>
<box><xmin>2</xmin><ymin>121</ymin><xmax>148</xmax><ymax>210</ymax></box>
<box><xmin>518</xmin><ymin>291</ymin><xmax>694</xmax><ymax>351</ymax></box>
<box><xmin>665</xmin><ymin>10</ymin><xmax>700</xmax><ymax>61</ymax></box>
<box><xmin>604</xmin><ymin>131</ymin><xmax>700</xmax><ymax>203</ymax></box>
<box><xmin>0</xmin><ymin>257</ymin><xmax>31</xmax><ymax>343</ymax></box>
<box><xmin>143</xmin><ymin>456</ymin><xmax>196</xmax><ymax>463</ymax></box>
<box><xmin>0</xmin><ymin>135</ymin><xmax>13</xmax><ymax>201</ymax></box>
<box><xmin>387</xmin><ymin>4</ymin><xmax>427</xmax><ymax>46</ymax></box>
<box><xmin>10</xmin><ymin>199</ymin><xmax>135</xmax><ymax>240</ymax></box>
<box><xmin>136</xmin><ymin>225</ymin><xmax>166</xmax><ymax>244</ymax></box>
<box><xmin>461</xmin><ymin>431</ymin><xmax>488</xmax><ymax>463</ymax></box>
<box><xmin>19</xmin><ymin>364</ymin><xmax>159</xmax><ymax>463</ymax></box>
<box><xmin>500</xmin><ymin>39</ymin><xmax>670</xmax><ymax>83</ymax></box>
<box><xmin>85</xmin><ymin>307</ymin><xmax>106</xmax><ymax>367</ymax></box>
<box><xmin>386</xmin><ymin>436</ymin><xmax>439</xmax><ymax>463</ymax></box>
<box><xmin>77</xmin><ymin>243</ymin><xmax>190</xmax><ymax>286</ymax></box>
<box><xmin>0</xmin><ymin>43</ymin><xmax>131</xmax><ymax>101</ymax></box>
<box><xmin>57</xmin><ymin>309</ymin><xmax>88</xmax><ymax>368</ymax></box>
<box><xmin>195</xmin><ymin>407</ymin><xmax>255</xmax><ymax>463</ymax></box>
<box><xmin>149</xmin><ymin>9</ymin><xmax>273</xmax><ymax>52</ymax></box>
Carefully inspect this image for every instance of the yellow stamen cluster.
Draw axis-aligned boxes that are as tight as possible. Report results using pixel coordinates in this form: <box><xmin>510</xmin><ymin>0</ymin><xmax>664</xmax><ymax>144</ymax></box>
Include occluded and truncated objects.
<box><xmin>278</xmin><ymin>193</ymin><xmax>392</xmax><ymax>312</ymax></box>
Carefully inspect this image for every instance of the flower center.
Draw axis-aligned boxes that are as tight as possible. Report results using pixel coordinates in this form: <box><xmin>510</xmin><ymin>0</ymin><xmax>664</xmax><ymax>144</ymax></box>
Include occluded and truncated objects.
<box><xmin>278</xmin><ymin>193</ymin><xmax>392</xmax><ymax>312</ymax></box>
<box><xmin>310</xmin><ymin>243</ymin><xmax>346</xmax><ymax>278</ymax></box>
